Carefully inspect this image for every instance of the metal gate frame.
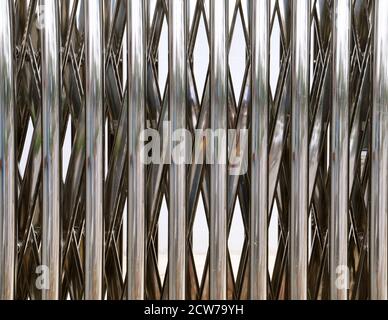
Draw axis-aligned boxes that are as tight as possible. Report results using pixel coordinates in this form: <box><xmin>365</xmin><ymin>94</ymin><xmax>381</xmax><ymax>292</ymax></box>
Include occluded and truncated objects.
<box><xmin>0</xmin><ymin>0</ymin><xmax>387</xmax><ymax>300</ymax></box>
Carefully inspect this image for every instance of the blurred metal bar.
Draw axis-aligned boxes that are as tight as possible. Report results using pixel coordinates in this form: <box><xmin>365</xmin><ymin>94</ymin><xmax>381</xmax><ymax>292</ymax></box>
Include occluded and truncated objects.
<box><xmin>127</xmin><ymin>0</ymin><xmax>146</xmax><ymax>300</ymax></box>
<box><xmin>85</xmin><ymin>0</ymin><xmax>104</xmax><ymax>300</ymax></box>
<box><xmin>290</xmin><ymin>0</ymin><xmax>310</xmax><ymax>300</ymax></box>
<box><xmin>330</xmin><ymin>0</ymin><xmax>350</xmax><ymax>300</ymax></box>
<box><xmin>250</xmin><ymin>0</ymin><xmax>269</xmax><ymax>300</ymax></box>
<box><xmin>168</xmin><ymin>0</ymin><xmax>187</xmax><ymax>300</ymax></box>
<box><xmin>0</xmin><ymin>0</ymin><xmax>15</xmax><ymax>300</ymax></box>
<box><xmin>371</xmin><ymin>0</ymin><xmax>388</xmax><ymax>300</ymax></box>
<box><xmin>209</xmin><ymin>0</ymin><xmax>228</xmax><ymax>300</ymax></box>
<box><xmin>40</xmin><ymin>0</ymin><xmax>61</xmax><ymax>300</ymax></box>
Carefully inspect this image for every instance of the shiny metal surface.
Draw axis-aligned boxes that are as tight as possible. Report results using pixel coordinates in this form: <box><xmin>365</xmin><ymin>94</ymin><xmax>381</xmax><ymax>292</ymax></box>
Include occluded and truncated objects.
<box><xmin>85</xmin><ymin>0</ymin><xmax>104</xmax><ymax>300</ymax></box>
<box><xmin>168</xmin><ymin>0</ymin><xmax>187</xmax><ymax>300</ymax></box>
<box><xmin>371</xmin><ymin>0</ymin><xmax>388</xmax><ymax>300</ymax></box>
<box><xmin>0</xmin><ymin>0</ymin><xmax>15</xmax><ymax>300</ymax></box>
<box><xmin>0</xmin><ymin>0</ymin><xmax>385</xmax><ymax>300</ymax></box>
<box><xmin>127</xmin><ymin>0</ymin><xmax>146</xmax><ymax>300</ymax></box>
<box><xmin>330</xmin><ymin>0</ymin><xmax>350</xmax><ymax>300</ymax></box>
<box><xmin>290</xmin><ymin>0</ymin><xmax>310</xmax><ymax>300</ymax></box>
<box><xmin>40</xmin><ymin>0</ymin><xmax>61</xmax><ymax>300</ymax></box>
<box><xmin>209</xmin><ymin>0</ymin><xmax>228</xmax><ymax>300</ymax></box>
<box><xmin>250</xmin><ymin>0</ymin><xmax>269</xmax><ymax>300</ymax></box>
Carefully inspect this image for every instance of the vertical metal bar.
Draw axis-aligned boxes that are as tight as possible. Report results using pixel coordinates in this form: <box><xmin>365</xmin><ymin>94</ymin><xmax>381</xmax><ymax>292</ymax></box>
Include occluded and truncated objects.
<box><xmin>290</xmin><ymin>0</ymin><xmax>310</xmax><ymax>300</ymax></box>
<box><xmin>250</xmin><ymin>0</ymin><xmax>269</xmax><ymax>300</ymax></box>
<box><xmin>168</xmin><ymin>0</ymin><xmax>187</xmax><ymax>300</ymax></box>
<box><xmin>0</xmin><ymin>0</ymin><xmax>16</xmax><ymax>300</ymax></box>
<box><xmin>209</xmin><ymin>0</ymin><xmax>228</xmax><ymax>300</ymax></box>
<box><xmin>40</xmin><ymin>0</ymin><xmax>61</xmax><ymax>300</ymax></box>
<box><xmin>371</xmin><ymin>0</ymin><xmax>388</xmax><ymax>300</ymax></box>
<box><xmin>85</xmin><ymin>0</ymin><xmax>104</xmax><ymax>300</ymax></box>
<box><xmin>330</xmin><ymin>0</ymin><xmax>350</xmax><ymax>300</ymax></box>
<box><xmin>127</xmin><ymin>0</ymin><xmax>146</xmax><ymax>300</ymax></box>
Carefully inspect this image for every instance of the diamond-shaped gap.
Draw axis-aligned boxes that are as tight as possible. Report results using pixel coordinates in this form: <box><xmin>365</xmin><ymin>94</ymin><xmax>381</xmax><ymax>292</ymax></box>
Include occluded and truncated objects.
<box><xmin>122</xmin><ymin>199</ymin><xmax>127</xmax><ymax>279</ymax></box>
<box><xmin>228</xmin><ymin>0</ymin><xmax>237</xmax><ymax>31</ymax></box>
<box><xmin>122</xmin><ymin>25</ymin><xmax>127</xmax><ymax>85</ymax></box>
<box><xmin>326</xmin><ymin>124</ymin><xmax>330</xmax><ymax>172</ymax></box>
<box><xmin>157</xmin><ymin>18</ymin><xmax>168</xmax><ymax>97</ymax></box>
<box><xmin>149</xmin><ymin>0</ymin><xmax>158</xmax><ymax>27</ymax></box>
<box><xmin>105</xmin><ymin>118</ymin><xmax>109</xmax><ymax>179</ymax></box>
<box><xmin>62</xmin><ymin>116</ymin><xmax>72</xmax><ymax>182</ymax></box>
<box><xmin>19</xmin><ymin>117</ymin><xmax>34</xmax><ymax>178</ymax></box>
<box><xmin>192</xmin><ymin>195</ymin><xmax>209</xmax><ymax>282</ymax></box>
<box><xmin>361</xmin><ymin>149</ymin><xmax>368</xmax><ymax>179</ymax></box>
<box><xmin>270</xmin><ymin>0</ymin><xmax>276</xmax><ymax>16</ymax></box>
<box><xmin>310</xmin><ymin>20</ymin><xmax>315</xmax><ymax>92</ymax></box>
<box><xmin>229</xmin><ymin>11</ymin><xmax>247</xmax><ymax>103</ymax></box>
<box><xmin>158</xmin><ymin>196</ymin><xmax>168</xmax><ymax>284</ymax></box>
<box><xmin>308</xmin><ymin>208</ymin><xmax>313</xmax><ymax>260</ymax></box>
<box><xmin>228</xmin><ymin>199</ymin><xmax>244</xmax><ymax>279</ymax></box>
<box><xmin>193</xmin><ymin>14</ymin><xmax>209</xmax><ymax>102</ymax></box>
<box><xmin>189</xmin><ymin>0</ymin><xmax>198</xmax><ymax>32</ymax></box>
<box><xmin>204</xmin><ymin>0</ymin><xmax>210</xmax><ymax>23</ymax></box>
<box><xmin>269</xmin><ymin>202</ymin><xmax>279</xmax><ymax>277</ymax></box>
<box><xmin>240</xmin><ymin>0</ymin><xmax>249</xmax><ymax>31</ymax></box>
<box><xmin>270</xmin><ymin>13</ymin><xmax>281</xmax><ymax>97</ymax></box>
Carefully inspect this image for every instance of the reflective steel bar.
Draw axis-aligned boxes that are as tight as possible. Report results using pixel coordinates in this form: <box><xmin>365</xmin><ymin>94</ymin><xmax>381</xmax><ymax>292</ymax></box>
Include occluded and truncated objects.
<box><xmin>330</xmin><ymin>0</ymin><xmax>350</xmax><ymax>300</ymax></box>
<box><xmin>371</xmin><ymin>0</ymin><xmax>388</xmax><ymax>300</ymax></box>
<box><xmin>127</xmin><ymin>0</ymin><xmax>146</xmax><ymax>300</ymax></box>
<box><xmin>290</xmin><ymin>0</ymin><xmax>310</xmax><ymax>300</ymax></box>
<box><xmin>250</xmin><ymin>0</ymin><xmax>269</xmax><ymax>300</ymax></box>
<box><xmin>209</xmin><ymin>0</ymin><xmax>228</xmax><ymax>300</ymax></box>
<box><xmin>85</xmin><ymin>0</ymin><xmax>104</xmax><ymax>300</ymax></box>
<box><xmin>0</xmin><ymin>0</ymin><xmax>15</xmax><ymax>300</ymax></box>
<box><xmin>168</xmin><ymin>0</ymin><xmax>187</xmax><ymax>300</ymax></box>
<box><xmin>40</xmin><ymin>0</ymin><xmax>61</xmax><ymax>300</ymax></box>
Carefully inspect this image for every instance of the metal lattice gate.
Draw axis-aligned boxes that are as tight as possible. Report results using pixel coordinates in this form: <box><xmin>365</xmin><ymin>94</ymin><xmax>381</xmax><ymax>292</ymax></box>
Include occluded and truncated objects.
<box><xmin>0</xmin><ymin>0</ymin><xmax>387</xmax><ymax>300</ymax></box>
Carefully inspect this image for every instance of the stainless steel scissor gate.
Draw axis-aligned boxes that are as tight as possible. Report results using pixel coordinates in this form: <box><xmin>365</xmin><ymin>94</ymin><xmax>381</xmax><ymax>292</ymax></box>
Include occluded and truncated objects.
<box><xmin>0</xmin><ymin>0</ymin><xmax>386</xmax><ymax>300</ymax></box>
